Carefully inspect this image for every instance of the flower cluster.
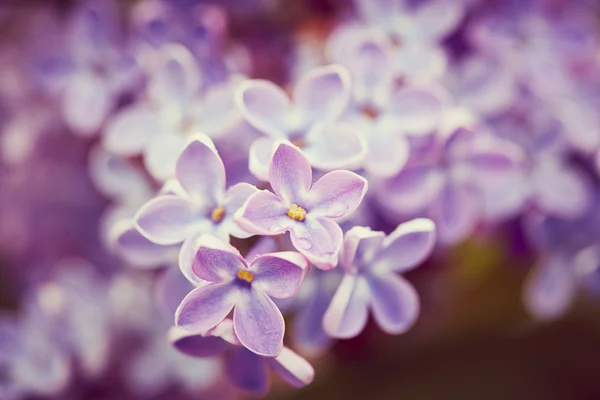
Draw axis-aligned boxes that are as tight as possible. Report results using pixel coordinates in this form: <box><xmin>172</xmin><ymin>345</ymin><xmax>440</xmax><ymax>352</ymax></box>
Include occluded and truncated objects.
<box><xmin>2</xmin><ymin>0</ymin><xmax>600</xmax><ymax>398</ymax></box>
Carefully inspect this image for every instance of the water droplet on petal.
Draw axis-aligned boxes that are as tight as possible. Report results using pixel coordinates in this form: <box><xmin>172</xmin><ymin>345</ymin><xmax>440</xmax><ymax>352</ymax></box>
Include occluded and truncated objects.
<box><xmin>295</xmin><ymin>238</ymin><xmax>313</xmax><ymax>250</ymax></box>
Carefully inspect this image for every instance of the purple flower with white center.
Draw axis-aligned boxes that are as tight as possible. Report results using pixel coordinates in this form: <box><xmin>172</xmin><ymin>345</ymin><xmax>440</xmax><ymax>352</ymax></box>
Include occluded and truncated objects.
<box><xmin>323</xmin><ymin>219</ymin><xmax>435</xmax><ymax>338</ymax></box>
<box><xmin>234</xmin><ymin>141</ymin><xmax>368</xmax><ymax>269</ymax></box>
<box><xmin>328</xmin><ymin>34</ymin><xmax>448</xmax><ymax>176</ymax></box>
<box><xmin>236</xmin><ymin>64</ymin><xmax>366</xmax><ymax>180</ymax></box>
<box><xmin>377</xmin><ymin>109</ymin><xmax>525</xmax><ymax>243</ymax></box>
<box><xmin>134</xmin><ymin>134</ymin><xmax>258</xmax><ymax>249</ymax></box>
<box><xmin>170</xmin><ymin>318</ymin><xmax>314</xmax><ymax>395</ymax></box>
<box><xmin>175</xmin><ymin>235</ymin><xmax>309</xmax><ymax>356</ymax></box>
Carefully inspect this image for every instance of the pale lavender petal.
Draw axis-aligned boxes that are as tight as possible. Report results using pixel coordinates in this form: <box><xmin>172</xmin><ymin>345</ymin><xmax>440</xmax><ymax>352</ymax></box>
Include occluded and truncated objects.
<box><xmin>467</xmin><ymin>137</ymin><xmax>524</xmax><ymax>190</ymax></box>
<box><xmin>394</xmin><ymin>44</ymin><xmax>447</xmax><ymax>83</ymax></box>
<box><xmin>386</xmin><ymin>85</ymin><xmax>446</xmax><ymax>136</ymax></box>
<box><xmin>193</xmin><ymin>80</ymin><xmax>241</xmax><ymax>138</ymax></box>
<box><xmin>269</xmin><ymin>142</ymin><xmax>312</xmax><ymax>204</ymax></box>
<box><xmin>251</xmin><ymin>252</ymin><xmax>309</xmax><ymax>299</ymax></box>
<box><xmin>176</xmin><ymin>136</ymin><xmax>225</xmax><ymax>204</ymax></box>
<box><xmin>290</xmin><ymin>217</ymin><xmax>343</xmax><ymax>270</ymax></box>
<box><xmin>411</xmin><ymin>0</ymin><xmax>465</xmax><ymax>42</ymax></box>
<box><xmin>168</xmin><ymin>326</ymin><xmax>229</xmax><ymax>358</ymax></box>
<box><xmin>379</xmin><ymin>163</ymin><xmax>445</xmax><ymax>214</ymax></box>
<box><xmin>305</xmin><ymin>171</ymin><xmax>368</xmax><ymax>219</ymax></box>
<box><xmin>354</xmin><ymin>0</ymin><xmax>398</xmax><ymax>29</ymax></box>
<box><xmin>323</xmin><ymin>274</ymin><xmax>369</xmax><ymax>338</ymax></box>
<box><xmin>192</xmin><ymin>235</ymin><xmax>246</xmax><ymax>282</ymax></box>
<box><xmin>292</xmin><ymin>64</ymin><xmax>351</xmax><ymax>127</ymax></box>
<box><xmin>234</xmin><ymin>190</ymin><xmax>293</xmax><ymax>236</ymax></box>
<box><xmin>248</xmin><ymin>137</ymin><xmax>276</xmax><ymax>181</ymax></box>
<box><xmin>135</xmin><ymin>195</ymin><xmax>211</xmax><ymax>245</ymax></box>
<box><xmin>236</xmin><ymin>79</ymin><xmax>289</xmax><ymax>138</ymax></box>
<box><xmin>175</xmin><ymin>282</ymin><xmax>238</xmax><ymax>332</ymax></box>
<box><xmin>156</xmin><ymin>266</ymin><xmax>197</xmax><ymax>319</ymax></box>
<box><xmin>233</xmin><ymin>288</ymin><xmax>285</xmax><ymax>357</ymax></box>
<box><xmin>368</xmin><ymin>273</ymin><xmax>419</xmax><ymax>334</ymax></box>
<box><xmin>363</xmin><ymin>118</ymin><xmax>409</xmax><ymax>177</ymax></box>
<box><xmin>431</xmin><ymin>182</ymin><xmax>479</xmax><ymax>244</ymax></box>
<box><xmin>62</xmin><ymin>71</ymin><xmax>111</xmax><ymax>136</ymax></box>
<box><xmin>103</xmin><ymin>104</ymin><xmax>160</xmax><ymax>156</ymax></box>
<box><xmin>303</xmin><ymin>122</ymin><xmax>367</xmax><ymax>171</ymax></box>
<box><xmin>246</xmin><ymin>238</ymin><xmax>281</xmax><ymax>262</ymax></box>
<box><xmin>143</xmin><ymin>133</ymin><xmax>187</xmax><ymax>181</ymax></box>
<box><xmin>340</xmin><ymin>226</ymin><xmax>385</xmax><ymax>273</ymax></box>
<box><xmin>110</xmin><ymin>221</ymin><xmax>177</xmax><ymax>268</ymax></box>
<box><xmin>223</xmin><ymin>183</ymin><xmax>260</xmax><ymax>239</ymax></box>
<box><xmin>266</xmin><ymin>347</ymin><xmax>314</xmax><ymax>388</ymax></box>
<box><xmin>225</xmin><ymin>347</ymin><xmax>269</xmax><ymax>395</ymax></box>
<box><xmin>373</xmin><ymin>218</ymin><xmax>436</xmax><ymax>274</ymax></box>
<box><xmin>524</xmin><ymin>258</ymin><xmax>577</xmax><ymax>321</ymax></box>
<box><xmin>179</xmin><ymin>235</ymin><xmax>208</xmax><ymax>285</ymax></box>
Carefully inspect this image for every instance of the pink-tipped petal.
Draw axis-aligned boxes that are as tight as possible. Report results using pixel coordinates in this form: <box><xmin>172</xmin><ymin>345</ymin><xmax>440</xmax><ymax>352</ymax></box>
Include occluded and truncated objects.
<box><xmin>176</xmin><ymin>282</ymin><xmax>239</xmax><ymax>332</ymax></box>
<box><xmin>233</xmin><ymin>288</ymin><xmax>285</xmax><ymax>357</ymax></box>
<box><xmin>305</xmin><ymin>171</ymin><xmax>368</xmax><ymax>219</ymax></box>
<box><xmin>251</xmin><ymin>252</ymin><xmax>309</xmax><ymax>299</ymax></box>
<box><xmin>322</xmin><ymin>274</ymin><xmax>369</xmax><ymax>339</ymax></box>
<box><xmin>268</xmin><ymin>142</ymin><xmax>313</xmax><ymax>204</ymax></box>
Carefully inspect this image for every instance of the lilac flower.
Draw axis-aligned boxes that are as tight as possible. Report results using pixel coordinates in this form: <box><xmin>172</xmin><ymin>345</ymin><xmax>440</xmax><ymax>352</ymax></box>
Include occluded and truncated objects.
<box><xmin>134</xmin><ymin>135</ymin><xmax>258</xmax><ymax>247</ymax></box>
<box><xmin>235</xmin><ymin>142</ymin><xmax>368</xmax><ymax>269</ymax></box>
<box><xmin>176</xmin><ymin>235</ymin><xmax>309</xmax><ymax>356</ymax></box>
<box><xmin>236</xmin><ymin>65</ymin><xmax>366</xmax><ymax>180</ymax></box>
<box><xmin>323</xmin><ymin>219</ymin><xmax>435</xmax><ymax>338</ymax></box>
<box><xmin>170</xmin><ymin>319</ymin><xmax>314</xmax><ymax>395</ymax></box>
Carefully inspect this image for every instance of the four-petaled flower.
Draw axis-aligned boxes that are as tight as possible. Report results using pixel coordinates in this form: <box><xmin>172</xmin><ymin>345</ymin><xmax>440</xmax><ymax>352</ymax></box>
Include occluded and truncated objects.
<box><xmin>134</xmin><ymin>134</ymin><xmax>258</xmax><ymax>248</ymax></box>
<box><xmin>175</xmin><ymin>235</ymin><xmax>309</xmax><ymax>356</ymax></box>
<box><xmin>234</xmin><ymin>142</ymin><xmax>368</xmax><ymax>269</ymax></box>
<box><xmin>323</xmin><ymin>219</ymin><xmax>436</xmax><ymax>338</ymax></box>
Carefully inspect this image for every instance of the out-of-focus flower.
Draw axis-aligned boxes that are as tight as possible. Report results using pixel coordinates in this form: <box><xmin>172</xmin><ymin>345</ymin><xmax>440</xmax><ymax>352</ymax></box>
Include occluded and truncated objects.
<box><xmin>235</xmin><ymin>142</ymin><xmax>368</xmax><ymax>268</ymax></box>
<box><xmin>323</xmin><ymin>219</ymin><xmax>435</xmax><ymax>338</ymax></box>
<box><xmin>176</xmin><ymin>235</ymin><xmax>309</xmax><ymax>356</ymax></box>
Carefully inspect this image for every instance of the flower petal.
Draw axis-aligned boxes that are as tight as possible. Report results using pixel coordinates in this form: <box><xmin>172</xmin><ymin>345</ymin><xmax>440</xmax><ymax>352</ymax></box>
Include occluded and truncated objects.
<box><xmin>292</xmin><ymin>64</ymin><xmax>351</xmax><ymax>127</ymax></box>
<box><xmin>103</xmin><ymin>103</ymin><xmax>160</xmax><ymax>156</ymax></box>
<box><xmin>179</xmin><ymin>235</ymin><xmax>208</xmax><ymax>285</ymax></box>
<box><xmin>192</xmin><ymin>235</ymin><xmax>246</xmax><ymax>282</ymax></box>
<box><xmin>175</xmin><ymin>282</ymin><xmax>238</xmax><ymax>332</ymax></box>
<box><xmin>373</xmin><ymin>218</ymin><xmax>436</xmax><ymax>274</ymax></box>
<box><xmin>305</xmin><ymin>171</ymin><xmax>368</xmax><ymax>219</ymax></box>
<box><xmin>234</xmin><ymin>190</ymin><xmax>293</xmax><ymax>236</ymax></box>
<box><xmin>248</xmin><ymin>137</ymin><xmax>276</xmax><ymax>181</ymax></box>
<box><xmin>431</xmin><ymin>182</ymin><xmax>480</xmax><ymax>244</ymax></box>
<box><xmin>233</xmin><ymin>288</ymin><xmax>285</xmax><ymax>357</ymax></box>
<box><xmin>322</xmin><ymin>274</ymin><xmax>369</xmax><ymax>339</ymax></box>
<box><xmin>250</xmin><ymin>252</ymin><xmax>309</xmax><ymax>299</ymax></box>
<box><xmin>363</xmin><ymin>117</ymin><xmax>410</xmax><ymax>177</ymax></box>
<box><xmin>523</xmin><ymin>257</ymin><xmax>577</xmax><ymax>321</ymax></box>
<box><xmin>63</xmin><ymin>71</ymin><xmax>111</xmax><ymax>136</ymax></box>
<box><xmin>266</xmin><ymin>347</ymin><xmax>315</xmax><ymax>388</ymax></box>
<box><xmin>386</xmin><ymin>85</ymin><xmax>446</xmax><ymax>136</ymax></box>
<box><xmin>340</xmin><ymin>226</ymin><xmax>385</xmax><ymax>273</ymax></box>
<box><xmin>290</xmin><ymin>217</ymin><xmax>343</xmax><ymax>270</ymax></box>
<box><xmin>135</xmin><ymin>195</ymin><xmax>210</xmax><ymax>245</ymax></box>
<box><xmin>168</xmin><ymin>326</ymin><xmax>230</xmax><ymax>358</ymax></box>
<box><xmin>225</xmin><ymin>347</ymin><xmax>269</xmax><ymax>395</ymax></box>
<box><xmin>143</xmin><ymin>132</ymin><xmax>187</xmax><ymax>182</ymax></box>
<box><xmin>236</xmin><ymin>79</ymin><xmax>289</xmax><ymax>138</ymax></box>
<box><xmin>110</xmin><ymin>221</ymin><xmax>177</xmax><ymax>268</ymax></box>
<box><xmin>368</xmin><ymin>273</ymin><xmax>419</xmax><ymax>334</ymax></box>
<box><xmin>411</xmin><ymin>0</ymin><xmax>465</xmax><ymax>42</ymax></box>
<box><xmin>303</xmin><ymin>121</ymin><xmax>367</xmax><ymax>171</ymax></box>
<box><xmin>269</xmin><ymin>142</ymin><xmax>312</xmax><ymax>204</ymax></box>
<box><xmin>176</xmin><ymin>136</ymin><xmax>225</xmax><ymax>204</ymax></box>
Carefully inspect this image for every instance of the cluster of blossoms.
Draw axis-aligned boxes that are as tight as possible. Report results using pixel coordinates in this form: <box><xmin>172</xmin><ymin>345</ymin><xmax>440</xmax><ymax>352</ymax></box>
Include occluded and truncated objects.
<box><xmin>1</xmin><ymin>0</ymin><xmax>600</xmax><ymax>398</ymax></box>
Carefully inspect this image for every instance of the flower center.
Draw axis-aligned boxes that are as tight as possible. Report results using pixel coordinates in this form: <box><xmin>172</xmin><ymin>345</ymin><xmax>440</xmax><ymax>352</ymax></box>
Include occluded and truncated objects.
<box><xmin>362</xmin><ymin>104</ymin><xmax>379</xmax><ymax>119</ymax></box>
<box><xmin>290</xmin><ymin>139</ymin><xmax>306</xmax><ymax>149</ymax></box>
<box><xmin>211</xmin><ymin>206</ymin><xmax>226</xmax><ymax>223</ymax></box>
<box><xmin>287</xmin><ymin>204</ymin><xmax>307</xmax><ymax>222</ymax></box>
<box><xmin>237</xmin><ymin>269</ymin><xmax>254</xmax><ymax>283</ymax></box>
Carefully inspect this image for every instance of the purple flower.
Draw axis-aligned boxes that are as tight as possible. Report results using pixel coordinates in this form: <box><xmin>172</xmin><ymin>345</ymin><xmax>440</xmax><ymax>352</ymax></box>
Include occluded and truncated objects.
<box><xmin>134</xmin><ymin>135</ymin><xmax>258</xmax><ymax>247</ymax></box>
<box><xmin>323</xmin><ymin>219</ymin><xmax>435</xmax><ymax>338</ymax></box>
<box><xmin>170</xmin><ymin>318</ymin><xmax>314</xmax><ymax>395</ymax></box>
<box><xmin>175</xmin><ymin>235</ymin><xmax>309</xmax><ymax>356</ymax></box>
<box><xmin>236</xmin><ymin>65</ymin><xmax>366</xmax><ymax>180</ymax></box>
<box><xmin>234</xmin><ymin>142</ymin><xmax>368</xmax><ymax>269</ymax></box>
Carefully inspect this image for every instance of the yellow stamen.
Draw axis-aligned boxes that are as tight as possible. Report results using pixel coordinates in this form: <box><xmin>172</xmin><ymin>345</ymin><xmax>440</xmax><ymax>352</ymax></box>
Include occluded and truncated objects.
<box><xmin>290</xmin><ymin>139</ymin><xmax>305</xmax><ymax>149</ymax></box>
<box><xmin>211</xmin><ymin>206</ymin><xmax>226</xmax><ymax>223</ymax></box>
<box><xmin>237</xmin><ymin>269</ymin><xmax>254</xmax><ymax>283</ymax></box>
<box><xmin>287</xmin><ymin>204</ymin><xmax>307</xmax><ymax>222</ymax></box>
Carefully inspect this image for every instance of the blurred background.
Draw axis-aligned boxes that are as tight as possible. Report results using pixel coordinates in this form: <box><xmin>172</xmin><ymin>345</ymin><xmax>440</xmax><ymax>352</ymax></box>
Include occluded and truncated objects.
<box><xmin>2</xmin><ymin>0</ymin><xmax>600</xmax><ymax>399</ymax></box>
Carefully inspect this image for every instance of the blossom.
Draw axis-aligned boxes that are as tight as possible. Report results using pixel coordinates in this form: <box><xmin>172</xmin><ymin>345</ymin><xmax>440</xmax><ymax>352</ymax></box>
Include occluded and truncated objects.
<box><xmin>236</xmin><ymin>64</ymin><xmax>366</xmax><ymax>180</ymax></box>
<box><xmin>134</xmin><ymin>134</ymin><xmax>258</xmax><ymax>248</ymax></box>
<box><xmin>170</xmin><ymin>319</ymin><xmax>314</xmax><ymax>395</ymax></box>
<box><xmin>234</xmin><ymin>141</ymin><xmax>368</xmax><ymax>269</ymax></box>
<box><xmin>323</xmin><ymin>219</ymin><xmax>435</xmax><ymax>338</ymax></box>
<box><xmin>175</xmin><ymin>235</ymin><xmax>309</xmax><ymax>356</ymax></box>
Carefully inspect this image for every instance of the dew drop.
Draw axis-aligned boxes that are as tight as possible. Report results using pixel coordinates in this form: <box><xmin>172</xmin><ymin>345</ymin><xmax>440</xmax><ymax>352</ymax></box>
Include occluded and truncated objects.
<box><xmin>295</xmin><ymin>238</ymin><xmax>313</xmax><ymax>250</ymax></box>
